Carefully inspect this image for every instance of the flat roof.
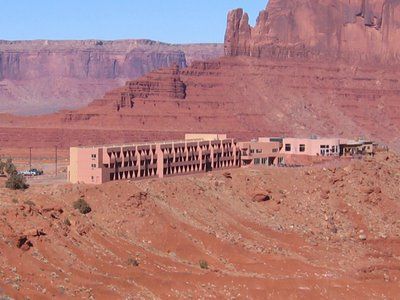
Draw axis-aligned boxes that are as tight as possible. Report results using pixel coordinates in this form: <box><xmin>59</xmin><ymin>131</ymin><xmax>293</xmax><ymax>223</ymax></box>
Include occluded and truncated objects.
<box><xmin>70</xmin><ymin>137</ymin><xmax>232</xmax><ymax>150</ymax></box>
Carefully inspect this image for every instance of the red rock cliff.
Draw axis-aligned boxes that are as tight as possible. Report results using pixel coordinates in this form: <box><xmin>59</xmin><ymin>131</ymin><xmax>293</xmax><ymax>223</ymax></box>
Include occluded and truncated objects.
<box><xmin>225</xmin><ymin>0</ymin><xmax>400</xmax><ymax>63</ymax></box>
<box><xmin>0</xmin><ymin>40</ymin><xmax>223</xmax><ymax>114</ymax></box>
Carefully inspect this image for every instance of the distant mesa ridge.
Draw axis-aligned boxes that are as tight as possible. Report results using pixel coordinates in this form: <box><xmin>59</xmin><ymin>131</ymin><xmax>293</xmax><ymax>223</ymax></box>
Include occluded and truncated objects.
<box><xmin>0</xmin><ymin>39</ymin><xmax>223</xmax><ymax>113</ymax></box>
<box><xmin>224</xmin><ymin>0</ymin><xmax>400</xmax><ymax>63</ymax></box>
<box><xmin>2</xmin><ymin>0</ymin><xmax>400</xmax><ymax>152</ymax></box>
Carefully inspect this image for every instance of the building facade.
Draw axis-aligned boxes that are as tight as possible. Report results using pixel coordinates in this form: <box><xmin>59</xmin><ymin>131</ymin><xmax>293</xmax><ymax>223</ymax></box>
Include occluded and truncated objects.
<box><xmin>237</xmin><ymin>137</ymin><xmax>377</xmax><ymax>166</ymax></box>
<box><xmin>280</xmin><ymin>138</ymin><xmax>341</xmax><ymax>157</ymax></box>
<box><xmin>238</xmin><ymin>139</ymin><xmax>281</xmax><ymax>166</ymax></box>
<box><xmin>340</xmin><ymin>140</ymin><xmax>377</xmax><ymax>157</ymax></box>
<box><xmin>68</xmin><ymin>134</ymin><xmax>241</xmax><ymax>184</ymax></box>
<box><xmin>68</xmin><ymin>134</ymin><xmax>377</xmax><ymax>184</ymax></box>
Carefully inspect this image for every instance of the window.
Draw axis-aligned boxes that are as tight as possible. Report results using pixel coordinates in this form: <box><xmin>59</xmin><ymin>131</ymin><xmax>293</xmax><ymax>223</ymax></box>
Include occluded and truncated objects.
<box><xmin>91</xmin><ymin>164</ymin><xmax>96</xmax><ymax>168</ymax></box>
<box><xmin>285</xmin><ymin>144</ymin><xmax>291</xmax><ymax>152</ymax></box>
<box><xmin>254</xmin><ymin>158</ymin><xmax>261</xmax><ymax>165</ymax></box>
<box><xmin>91</xmin><ymin>154</ymin><xmax>97</xmax><ymax>159</ymax></box>
<box><xmin>250</xmin><ymin>149</ymin><xmax>255</xmax><ymax>154</ymax></box>
<box><xmin>299</xmin><ymin>144</ymin><xmax>306</xmax><ymax>152</ymax></box>
<box><xmin>256</xmin><ymin>149</ymin><xmax>263</xmax><ymax>154</ymax></box>
<box><xmin>272</xmin><ymin>148</ymin><xmax>278</xmax><ymax>153</ymax></box>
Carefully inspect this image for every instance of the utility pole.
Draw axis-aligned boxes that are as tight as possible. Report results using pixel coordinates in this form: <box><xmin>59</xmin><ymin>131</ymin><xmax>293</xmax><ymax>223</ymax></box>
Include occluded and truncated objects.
<box><xmin>29</xmin><ymin>147</ymin><xmax>32</xmax><ymax>170</ymax></box>
<box><xmin>55</xmin><ymin>146</ymin><xmax>58</xmax><ymax>176</ymax></box>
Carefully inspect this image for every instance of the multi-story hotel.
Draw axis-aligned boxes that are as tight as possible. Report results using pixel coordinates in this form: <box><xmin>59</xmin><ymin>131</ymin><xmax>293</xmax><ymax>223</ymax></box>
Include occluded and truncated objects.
<box><xmin>68</xmin><ymin>134</ymin><xmax>241</xmax><ymax>184</ymax></box>
<box><xmin>68</xmin><ymin>134</ymin><xmax>377</xmax><ymax>184</ymax></box>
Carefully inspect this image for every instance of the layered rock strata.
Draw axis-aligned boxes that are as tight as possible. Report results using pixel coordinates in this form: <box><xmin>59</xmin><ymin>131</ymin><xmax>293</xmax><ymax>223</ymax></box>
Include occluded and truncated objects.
<box><xmin>225</xmin><ymin>0</ymin><xmax>400</xmax><ymax>63</ymax></box>
<box><xmin>0</xmin><ymin>40</ymin><xmax>223</xmax><ymax>113</ymax></box>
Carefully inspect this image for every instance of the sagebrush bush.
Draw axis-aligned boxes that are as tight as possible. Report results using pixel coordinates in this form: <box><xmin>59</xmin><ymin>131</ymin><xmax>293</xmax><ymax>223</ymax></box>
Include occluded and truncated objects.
<box><xmin>199</xmin><ymin>259</ymin><xmax>208</xmax><ymax>270</ymax></box>
<box><xmin>64</xmin><ymin>218</ymin><xmax>71</xmax><ymax>226</ymax></box>
<box><xmin>24</xmin><ymin>200</ymin><xmax>36</xmax><ymax>206</ymax></box>
<box><xmin>1</xmin><ymin>158</ymin><xmax>28</xmax><ymax>190</ymax></box>
<box><xmin>1</xmin><ymin>158</ymin><xmax>16</xmax><ymax>175</ymax></box>
<box><xmin>127</xmin><ymin>258</ymin><xmax>139</xmax><ymax>267</ymax></box>
<box><xmin>73</xmin><ymin>198</ymin><xmax>92</xmax><ymax>214</ymax></box>
<box><xmin>5</xmin><ymin>173</ymin><xmax>28</xmax><ymax>190</ymax></box>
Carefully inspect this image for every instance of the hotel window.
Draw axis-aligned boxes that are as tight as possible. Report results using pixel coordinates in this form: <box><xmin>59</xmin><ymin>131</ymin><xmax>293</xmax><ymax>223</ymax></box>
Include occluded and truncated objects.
<box><xmin>250</xmin><ymin>149</ymin><xmax>255</xmax><ymax>154</ymax></box>
<box><xmin>91</xmin><ymin>164</ymin><xmax>96</xmax><ymax>168</ymax></box>
<box><xmin>285</xmin><ymin>144</ymin><xmax>291</xmax><ymax>152</ymax></box>
<box><xmin>256</xmin><ymin>149</ymin><xmax>263</xmax><ymax>154</ymax></box>
<box><xmin>254</xmin><ymin>158</ymin><xmax>261</xmax><ymax>165</ymax></box>
<box><xmin>272</xmin><ymin>148</ymin><xmax>278</xmax><ymax>153</ymax></box>
<box><xmin>91</xmin><ymin>154</ymin><xmax>97</xmax><ymax>159</ymax></box>
<box><xmin>299</xmin><ymin>144</ymin><xmax>306</xmax><ymax>152</ymax></box>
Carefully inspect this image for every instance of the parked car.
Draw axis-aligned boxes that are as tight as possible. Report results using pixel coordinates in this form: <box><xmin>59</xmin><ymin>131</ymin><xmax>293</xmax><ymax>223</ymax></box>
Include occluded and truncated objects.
<box><xmin>30</xmin><ymin>169</ymin><xmax>44</xmax><ymax>176</ymax></box>
<box><xmin>19</xmin><ymin>170</ymin><xmax>33</xmax><ymax>176</ymax></box>
<box><xmin>19</xmin><ymin>169</ymin><xmax>44</xmax><ymax>176</ymax></box>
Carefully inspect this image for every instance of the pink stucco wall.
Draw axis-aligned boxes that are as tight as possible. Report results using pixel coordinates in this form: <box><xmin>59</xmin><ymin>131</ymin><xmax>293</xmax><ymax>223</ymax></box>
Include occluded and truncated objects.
<box><xmin>69</xmin><ymin>138</ymin><xmax>241</xmax><ymax>184</ymax></box>
<box><xmin>281</xmin><ymin>138</ymin><xmax>340</xmax><ymax>156</ymax></box>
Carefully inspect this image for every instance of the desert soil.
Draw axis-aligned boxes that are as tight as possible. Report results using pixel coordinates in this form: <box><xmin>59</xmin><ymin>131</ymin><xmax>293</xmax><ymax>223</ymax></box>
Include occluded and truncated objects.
<box><xmin>0</xmin><ymin>151</ymin><xmax>399</xmax><ymax>299</ymax></box>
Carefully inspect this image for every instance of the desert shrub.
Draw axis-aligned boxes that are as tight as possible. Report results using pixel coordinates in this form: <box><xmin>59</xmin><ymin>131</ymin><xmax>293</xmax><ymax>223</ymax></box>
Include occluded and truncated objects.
<box><xmin>0</xmin><ymin>158</ymin><xmax>17</xmax><ymax>175</ymax></box>
<box><xmin>24</xmin><ymin>200</ymin><xmax>36</xmax><ymax>206</ymax></box>
<box><xmin>5</xmin><ymin>173</ymin><xmax>28</xmax><ymax>190</ymax></box>
<box><xmin>1</xmin><ymin>158</ymin><xmax>28</xmax><ymax>190</ymax></box>
<box><xmin>199</xmin><ymin>259</ymin><xmax>208</xmax><ymax>270</ymax></box>
<box><xmin>0</xmin><ymin>159</ymin><xmax>5</xmax><ymax>174</ymax></box>
<box><xmin>127</xmin><ymin>258</ymin><xmax>139</xmax><ymax>267</ymax></box>
<box><xmin>73</xmin><ymin>198</ymin><xmax>92</xmax><ymax>214</ymax></box>
<box><xmin>4</xmin><ymin>158</ymin><xmax>16</xmax><ymax>176</ymax></box>
<box><xmin>64</xmin><ymin>218</ymin><xmax>71</xmax><ymax>226</ymax></box>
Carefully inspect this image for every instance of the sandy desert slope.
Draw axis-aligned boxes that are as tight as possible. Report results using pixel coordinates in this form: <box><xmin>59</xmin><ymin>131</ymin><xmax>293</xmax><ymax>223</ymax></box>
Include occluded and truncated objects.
<box><xmin>0</xmin><ymin>152</ymin><xmax>399</xmax><ymax>299</ymax></box>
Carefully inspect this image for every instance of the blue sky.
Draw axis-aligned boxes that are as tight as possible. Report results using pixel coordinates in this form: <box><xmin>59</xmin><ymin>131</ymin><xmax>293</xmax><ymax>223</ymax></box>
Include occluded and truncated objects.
<box><xmin>1</xmin><ymin>0</ymin><xmax>267</xmax><ymax>43</ymax></box>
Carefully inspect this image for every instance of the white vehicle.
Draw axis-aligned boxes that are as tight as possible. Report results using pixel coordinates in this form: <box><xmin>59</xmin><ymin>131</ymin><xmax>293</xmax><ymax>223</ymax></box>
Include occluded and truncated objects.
<box><xmin>19</xmin><ymin>170</ymin><xmax>35</xmax><ymax>176</ymax></box>
<box><xmin>19</xmin><ymin>169</ymin><xmax>44</xmax><ymax>177</ymax></box>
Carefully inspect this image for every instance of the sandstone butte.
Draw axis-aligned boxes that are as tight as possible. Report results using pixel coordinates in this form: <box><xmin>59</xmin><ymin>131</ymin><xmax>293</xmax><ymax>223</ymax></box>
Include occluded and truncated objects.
<box><xmin>1</xmin><ymin>0</ymin><xmax>400</xmax><ymax>151</ymax></box>
<box><xmin>0</xmin><ymin>40</ymin><xmax>223</xmax><ymax>114</ymax></box>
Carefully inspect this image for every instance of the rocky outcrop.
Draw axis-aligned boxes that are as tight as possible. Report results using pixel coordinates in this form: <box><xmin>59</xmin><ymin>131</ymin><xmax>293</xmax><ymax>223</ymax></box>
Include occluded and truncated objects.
<box><xmin>0</xmin><ymin>40</ymin><xmax>223</xmax><ymax>114</ymax></box>
<box><xmin>94</xmin><ymin>65</ymin><xmax>187</xmax><ymax>111</ymax></box>
<box><xmin>225</xmin><ymin>0</ymin><xmax>400</xmax><ymax>64</ymax></box>
<box><xmin>224</xmin><ymin>9</ymin><xmax>252</xmax><ymax>56</ymax></box>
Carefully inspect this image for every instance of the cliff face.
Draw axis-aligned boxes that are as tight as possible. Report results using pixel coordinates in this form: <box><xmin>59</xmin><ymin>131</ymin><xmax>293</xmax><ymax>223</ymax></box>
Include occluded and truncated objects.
<box><xmin>225</xmin><ymin>0</ymin><xmax>400</xmax><ymax>63</ymax></box>
<box><xmin>0</xmin><ymin>40</ymin><xmax>223</xmax><ymax>114</ymax></box>
<box><xmin>3</xmin><ymin>55</ymin><xmax>400</xmax><ymax>149</ymax></box>
<box><xmin>2</xmin><ymin>1</ymin><xmax>400</xmax><ymax>150</ymax></box>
